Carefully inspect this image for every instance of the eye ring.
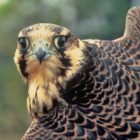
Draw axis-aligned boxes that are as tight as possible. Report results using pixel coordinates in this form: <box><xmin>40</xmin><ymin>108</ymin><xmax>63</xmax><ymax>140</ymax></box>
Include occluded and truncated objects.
<box><xmin>18</xmin><ymin>37</ymin><xmax>29</xmax><ymax>50</ymax></box>
<box><xmin>54</xmin><ymin>35</ymin><xmax>66</xmax><ymax>49</ymax></box>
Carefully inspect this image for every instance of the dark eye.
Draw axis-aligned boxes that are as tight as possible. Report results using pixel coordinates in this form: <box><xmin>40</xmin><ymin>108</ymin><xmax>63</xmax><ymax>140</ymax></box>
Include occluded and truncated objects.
<box><xmin>54</xmin><ymin>35</ymin><xmax>66</xmax><ymax>49</ymax></box>
<box><xmin>18</xmin><ymin>37</ymin><xmax>29</xmax><ymax>50</ymax></box>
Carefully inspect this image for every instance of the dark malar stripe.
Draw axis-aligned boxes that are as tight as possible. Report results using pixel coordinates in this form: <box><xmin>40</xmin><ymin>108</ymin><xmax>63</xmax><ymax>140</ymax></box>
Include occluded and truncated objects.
<box><xmin>59</xmin><ymin>56</ymin><xmax>71</xmax><ymax>76</ymax></box>
<box><xmin>18</xmin><ymin>59</ymin><xmax>28</xmax><ymax>77</ymax></box>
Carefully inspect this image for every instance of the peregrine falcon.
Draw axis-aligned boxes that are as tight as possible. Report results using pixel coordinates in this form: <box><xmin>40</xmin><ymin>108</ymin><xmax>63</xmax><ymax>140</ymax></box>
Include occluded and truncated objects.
<box><xmin>14</xmin><ymin>6</ymin><xmax>140</xmax><ymax>140</ymax></box>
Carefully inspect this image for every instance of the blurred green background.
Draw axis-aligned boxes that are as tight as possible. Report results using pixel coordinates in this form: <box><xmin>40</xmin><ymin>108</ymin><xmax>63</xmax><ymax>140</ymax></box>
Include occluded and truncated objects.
<box><xmin>0</xmin><ymin>0</ymin><xmax>139</xmax><ymax>139</ymax></box>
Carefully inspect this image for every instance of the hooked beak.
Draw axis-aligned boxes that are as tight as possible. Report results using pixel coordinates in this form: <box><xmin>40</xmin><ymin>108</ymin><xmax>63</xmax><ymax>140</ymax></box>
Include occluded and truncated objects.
<box><xmin>33</xmin><ymin>40</ymin><xmax>54</xmax><ymax>63</ymax></box>
<box><xmin>35</xmin><ymin>47</ymin><xmax>46</xmax><ymax>63</ymax></box>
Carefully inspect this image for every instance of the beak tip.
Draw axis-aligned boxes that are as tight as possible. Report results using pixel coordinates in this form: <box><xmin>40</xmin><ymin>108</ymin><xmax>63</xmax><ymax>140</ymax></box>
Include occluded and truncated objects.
<box><xmin>35</xmin><ymin>49</ymin><xmax>46</xmax><ymax>63</ymax></box>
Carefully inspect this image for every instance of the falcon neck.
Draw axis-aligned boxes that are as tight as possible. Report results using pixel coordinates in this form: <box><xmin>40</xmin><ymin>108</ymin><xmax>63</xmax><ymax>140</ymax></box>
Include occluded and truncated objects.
<box><xmin>27</xmin><ymin>74</ymin><xmax>61</xmax><ymax>118</ymax></box>
<box><xmin>61</xmin><ymin>44</ymin><xmax>103</xmax><ymax>104</ymax></box>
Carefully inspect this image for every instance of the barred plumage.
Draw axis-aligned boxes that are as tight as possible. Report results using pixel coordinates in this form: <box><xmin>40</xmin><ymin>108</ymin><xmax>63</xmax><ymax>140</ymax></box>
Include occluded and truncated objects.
<box><xmin>14</xmin><ymin>6</ymin><xmax>140</xmax><ymax>140</ymax></box>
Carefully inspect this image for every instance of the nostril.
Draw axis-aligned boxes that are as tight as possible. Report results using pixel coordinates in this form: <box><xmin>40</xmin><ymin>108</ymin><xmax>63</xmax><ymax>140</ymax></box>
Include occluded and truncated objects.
<box><xmin>45</xmin><ymin>43</ymin><xmax>49</xmax><ymax>49</ymax></box>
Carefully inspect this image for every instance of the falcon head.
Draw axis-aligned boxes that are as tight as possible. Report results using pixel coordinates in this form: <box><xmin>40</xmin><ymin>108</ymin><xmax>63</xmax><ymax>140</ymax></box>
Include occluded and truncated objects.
<box><xmin>14</xmin><ymin>23</ymin><xmax>85</xmax><ymax>114</ymax></box>
<box><xmin>14</xmin><ymin>23</ymin><xmax>85</xmax><ymax>82</ymax></box>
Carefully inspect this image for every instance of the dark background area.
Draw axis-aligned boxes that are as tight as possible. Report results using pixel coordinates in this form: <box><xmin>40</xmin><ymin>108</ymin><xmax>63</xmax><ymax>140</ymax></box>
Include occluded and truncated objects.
<box><xmin>0</xmin><ymin>0</ymin><xmax>139</xmax><ymax>139</ymax></box>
